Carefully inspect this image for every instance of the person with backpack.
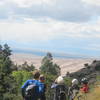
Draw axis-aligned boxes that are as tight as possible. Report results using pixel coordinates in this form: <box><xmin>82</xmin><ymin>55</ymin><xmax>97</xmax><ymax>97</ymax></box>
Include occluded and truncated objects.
<box><xmin>39</xmin><ymin>75</ymin><xmax>46</xmax><ymax>100</ymax></box>
<box><xmin>21</xmin><ymin>70</ymin><xmax>41</xmax><ymax>100</ymax></box>
<box><xmin>51</xmin><ymin>76</ymin><xmax>68</xmax><ymax>100</ymax></box>
<box><xmin>68</xmin><ymin>78</ymin><xmax>79</xmax><ymax>100</ymax></box>
<box><xmin>74</xmin><ymin>78</ymin><xmax>89</xmax><ymax>100</ymax></box>
<box><xmin>80</xmin><ymin>78</ymin><xmax>89</xmax><ymax>93</ymax></box>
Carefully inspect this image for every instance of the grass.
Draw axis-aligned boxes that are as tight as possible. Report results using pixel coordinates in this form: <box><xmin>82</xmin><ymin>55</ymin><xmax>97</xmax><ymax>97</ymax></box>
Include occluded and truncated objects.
<box><xmin>86</xmin><ymin>85</ymin><xmax>100</xmax><ymax>100</ymax></box>
<box><xmin>74</xmin><ymin>82</ymin><xmax>100</xmax><ymax>100</ymax></box>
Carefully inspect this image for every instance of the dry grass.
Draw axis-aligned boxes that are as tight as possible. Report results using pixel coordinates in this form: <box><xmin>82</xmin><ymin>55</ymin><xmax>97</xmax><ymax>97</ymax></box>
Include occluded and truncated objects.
<box><xmin>75</xmin><ymin>84</ymin><xmax>100</xmax><ymax>100</ymax></box>
<box><xmin>86</xmin><ymin>86</ymin><xmax>100</xmax><ymax>100</ymax></box>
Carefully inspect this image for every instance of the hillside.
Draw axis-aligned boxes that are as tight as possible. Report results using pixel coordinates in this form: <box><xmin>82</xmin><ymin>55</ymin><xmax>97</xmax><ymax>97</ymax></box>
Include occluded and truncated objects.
<box><xmin>71</xmin><ymin>60</ymin><xmax>100</xmax><ymax>100</ymax></box>
<box><xmin>69</xmin><ymin>60</ymin><xmax>100</xmax><ymax>84</ymax></box>
<box><xmin>74</xmin><ymin>85</ymin><xmax>100</xmax><ymax>100</ymax></box>
<box><xmin>87</xmin><ymin>86</ymin><xmax>100</xmax><ymax>100</ymax></box>
<box><xmin>10</xmin><ymin>53</ymin><xmax>93</xmax><ymax>75</ymax></box>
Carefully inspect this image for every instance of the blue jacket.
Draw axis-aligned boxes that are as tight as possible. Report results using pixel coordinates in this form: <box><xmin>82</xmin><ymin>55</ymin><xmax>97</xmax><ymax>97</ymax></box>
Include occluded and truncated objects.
<box><xmin>21</xmin><ymin>79</ymin><xmax>45</xmax><ymax>100</ymax></box>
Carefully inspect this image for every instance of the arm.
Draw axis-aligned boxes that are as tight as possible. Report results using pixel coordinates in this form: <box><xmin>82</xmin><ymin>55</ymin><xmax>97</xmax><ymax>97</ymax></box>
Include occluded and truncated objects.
<box><xmin>21</xmin><ymin>80</ymin><xmax>29</xmax><ymax>89</ymax></box>
<box><xmin>21</xmin><ymin>80</ymin><xmax>29</xmax><ymax>98</ymax></box>
<box><xmin>51</xmin><ymin>83</ymin><xmax>57</xmax><ymax>89</ymax></box>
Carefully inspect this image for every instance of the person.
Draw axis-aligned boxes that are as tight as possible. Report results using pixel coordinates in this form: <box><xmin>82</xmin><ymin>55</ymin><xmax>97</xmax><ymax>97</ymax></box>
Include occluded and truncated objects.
<box><xmin>68</xmin><ymin>78</ymin><xmax>79</xmax><ymax>100</ymax></box>
<box><xmin>39</xmin><ymin>75</ymin><xmax>46</xmax><ymax>100</ymax></box>
<box><xmin>75</xmin><ymin>78</ymin><xmax>89</xmax><ymax>100</ymax></box>
<box><xmin>51</xmin><ymin>76</ymin><xmax>68</xmax><ymax>100</ymax></box>
<box><xmin>21</xmin><ymin>70</ymin><xmax>41</xmax><ymax>100</ymax></box>
<box><xmin>80</xmin><ymin>78</ymin><xmax>89</xmax><ymax>93</ymax></box>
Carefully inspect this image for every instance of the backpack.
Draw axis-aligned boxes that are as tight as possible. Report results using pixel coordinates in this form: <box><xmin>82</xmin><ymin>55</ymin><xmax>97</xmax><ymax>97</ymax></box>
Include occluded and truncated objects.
<box><xmin>25</xmin><ymin>84</ymin><xmax>38</xmax><ymax>99</ymax></box>
<box><xmin>68</xmin><ymin>85</ymin><xmax>79</xmax><ymax>100</ymax></box>
<box><xmin>52</xmin><ymin>84</ymin><xmax>67</xmax><ymax>100</ymax></box>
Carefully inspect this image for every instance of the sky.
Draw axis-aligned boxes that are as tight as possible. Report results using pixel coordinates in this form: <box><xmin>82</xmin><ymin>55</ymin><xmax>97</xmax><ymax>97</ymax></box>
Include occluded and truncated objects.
<box><xmin>0</xmin><ymin>0</ymin><xmax>100</xmax><ymax>57</ymax></box>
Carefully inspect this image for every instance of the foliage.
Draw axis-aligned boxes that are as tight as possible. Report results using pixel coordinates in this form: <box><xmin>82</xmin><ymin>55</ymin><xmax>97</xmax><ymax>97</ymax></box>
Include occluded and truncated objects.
<box><xmin>74</xmin><ymin>85</ymin><xmax>100</xmax><ymax>100</ymax></box>
<box><xmin>40</xmin><ymin>52</ymin><xmax>60</xmax><ymax>76</ymax></box>
<box><xmin>1</xmin><ymin>44</ymin><xmax>100</xmax><ymax>100</ymax></box>
<box><xmin>12</xmin><ymin>70</ymin><xmax>33</xmax><ymax>89</ymax></box>
<box><xmin>11</xmin><ymin>70</ymin><xmax>33</xmax><ymax>100</ymax></box>
<box><xmin>64</xmin><ymin>77</ymin><xmax>72</xmax><ymax>86</ymax></box>
<box><xmin>96</xmin><ymin>75</ymin><xmax>100</xmax><ymax>85</ymax></box>
<box><xmin>0</xmin><ymin>44</ymin><xmax>18</xmax><ymax>100</ymax></box>
<box><xmin>44</xmin><ymin>73</ymin><xmax>57</xmax><ymax>100</ymax></box>
<box><xmin>96</xmin><ymin>75</ymin><xmax>100</xmax><ymax>81</ymax></box>
<box><xmin>17</xmin><ymin>61</ymin><xmax>35</xmax><ymax>71</ymax></box>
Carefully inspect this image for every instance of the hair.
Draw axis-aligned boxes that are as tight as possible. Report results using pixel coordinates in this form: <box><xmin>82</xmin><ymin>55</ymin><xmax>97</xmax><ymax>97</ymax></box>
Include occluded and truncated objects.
<box><xmin>39</xmin><ymin>75</ymin><xmax>45</xmax><ymax>81</ymax></box>
<box><xmin>32</xmin><ymin>70</ymin><xmax>40</xmax><ymax>79</ymax></box>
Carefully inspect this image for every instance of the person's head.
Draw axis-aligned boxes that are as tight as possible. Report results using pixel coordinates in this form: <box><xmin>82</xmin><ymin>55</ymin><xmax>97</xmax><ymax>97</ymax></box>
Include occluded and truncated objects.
<box><xmin>72</xmin><ymin>79</ymin><xmax>78</xmax><ymax>85</ymax></box>
<box><xmin>32</xmin><ymin>70</ymin><xmax>40</xmax><ymax>80</ymax></box>
<box><xmin>81</xmin><ymin>78</ymin><xmax>88</xmax><ymax>85</ymax></box>
<box><xmin>56</xmin><ymin>76</ymin><xmax>64</xmax><ymax>84</ymax></box>
<box><xmin>39</xmin><ymin>74</ymin><xmax>45</xmax><ymax>82</ymax></box>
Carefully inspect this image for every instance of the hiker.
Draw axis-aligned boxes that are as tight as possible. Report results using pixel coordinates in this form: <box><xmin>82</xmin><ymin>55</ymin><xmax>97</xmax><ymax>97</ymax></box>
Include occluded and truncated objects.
<box><xmin>80</xmin><ymin>78</ymin><xmax>89</xmax><ymax>93</ymax></box>
<box><xmin>68</xmin><ymin>78</ymin><xmax>79</xmax><ymax>100</ymax></box>
<box><xmin>39</xmin><ymin>75</ymin><xmax>46</xmax><ymax>100</ymax></box>
<box><xmin>21</xmin><ymin>70</ymin><xmax>41</xmax><ymax>100</ymax></box>
<box><xmin>51</xmin><ymin>76</ymin><xmax>68</xmax><ymax>100</ymax></box>
<box><xmin>74</xmin><ymin>78</ymin><xmax>89</xmax><ymax>100</ymax></box>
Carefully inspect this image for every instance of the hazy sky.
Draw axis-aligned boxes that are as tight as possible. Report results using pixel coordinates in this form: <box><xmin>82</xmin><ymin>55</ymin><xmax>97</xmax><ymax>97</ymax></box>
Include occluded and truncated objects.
<box><xmin>0</xmin><ymin>0</ymin><xmax>100</xmax><ymax>57</ymax></box>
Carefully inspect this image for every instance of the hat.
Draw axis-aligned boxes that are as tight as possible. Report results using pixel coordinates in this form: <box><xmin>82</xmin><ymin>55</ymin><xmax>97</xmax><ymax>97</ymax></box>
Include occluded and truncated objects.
<box><xmin>56</xmin><ymin>76</ymin><xmax>64</xmax><ymax>84</ymax></box>
<box><xmin>72</xmin><ymin>79</ymin><xmax>78</xmax><ymax>85</ymax></box>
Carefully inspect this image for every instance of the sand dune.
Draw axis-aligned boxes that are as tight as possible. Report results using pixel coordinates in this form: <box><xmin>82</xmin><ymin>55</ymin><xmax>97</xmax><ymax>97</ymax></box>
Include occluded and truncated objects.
<box><xmin>54</xmin><ymin>58</ymin><xmax>93</xmax><ymax>75</ymax></box>
<box><xmin>11</xmin><ymin>53</ymin><xmax>93</xmax><ymax>76</ymax></box>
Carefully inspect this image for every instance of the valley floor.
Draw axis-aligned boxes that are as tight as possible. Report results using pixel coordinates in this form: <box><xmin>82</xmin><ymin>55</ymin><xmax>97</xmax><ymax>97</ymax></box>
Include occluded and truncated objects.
<box><xmin>11</xmin><ymin>53</ymin><xmax>93</xmax><ymax>75</ymax></box>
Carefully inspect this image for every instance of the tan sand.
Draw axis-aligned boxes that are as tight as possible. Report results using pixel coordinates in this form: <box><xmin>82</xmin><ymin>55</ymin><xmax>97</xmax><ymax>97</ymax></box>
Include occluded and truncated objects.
<box><xmin>10</xmin><ymin>53</ymin><xmax>93</xmax><ymax>76</ymax></box>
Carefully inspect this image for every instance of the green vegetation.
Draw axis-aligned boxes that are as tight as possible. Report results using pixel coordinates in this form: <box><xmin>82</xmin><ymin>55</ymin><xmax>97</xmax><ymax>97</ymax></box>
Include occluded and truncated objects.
<box><xmin>0</xmin><ymin>44</ymin><xmax>18</xmax><ymax>100</ymax></box>
<box><xmin>18</xmin><ymin>61</ymin><xmax>35</xmax><ymax>71</ymax></box>
<box><xmin>0</xmin><ymin>43</ymin><xmax>100</xmax><ymax>100</ymax></box>
<box><xmin>12</xmin><ymin>70</ymin><xmax>32</xmax><ymax>89</ymax></box>
<box><xmin>40</xmin><ymin>52</ymin><xmax>60</xmax><ymax>75</ymax></box>
<box><xmin>0</xmin><ymin>44</ymin><xmax>62</xmax><ymax>100</ymax></box>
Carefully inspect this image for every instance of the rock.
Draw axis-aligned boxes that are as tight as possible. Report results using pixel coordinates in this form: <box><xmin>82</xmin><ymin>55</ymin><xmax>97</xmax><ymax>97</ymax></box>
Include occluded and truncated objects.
<box><xmin>69</xmin><ymin>60</ymin><xmax>100</xmax><ymax>84</ymax></box>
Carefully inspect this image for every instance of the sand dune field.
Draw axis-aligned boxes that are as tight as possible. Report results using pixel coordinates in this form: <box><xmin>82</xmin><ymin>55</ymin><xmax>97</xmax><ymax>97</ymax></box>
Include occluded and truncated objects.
<box><xmin>11</xmin><ymin>53</ymin><xmax>93</xmax><ymax>76</ymax></box>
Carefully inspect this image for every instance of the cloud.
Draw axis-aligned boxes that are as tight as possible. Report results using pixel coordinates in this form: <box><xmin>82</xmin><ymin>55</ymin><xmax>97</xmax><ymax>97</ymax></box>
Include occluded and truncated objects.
<box><xmin>82</xmin><ymin>43</ymin><xmax>100</xmax><ymax>52</ymax></box>
<box><xmin>10</xmin><ymin>0</ymin><xmax>55</xmax><ymax>7</ymax></box>
<box><xmin>82</xmin><ymin>0</ymin><xmax>100</xmax><ymax>6</ymax></box>
<box><xmin>0</xmin><ymin>18</ymin><xmax>65</xmax><ymax>43</ymax></box>
<box><xmin>0</xmin><ymin>0</ymin><xmax>94</xmax><ymax>22</ymax></box>
<box><xmin>0</xmin><ymin>17</ymin><xmax>100</xmax><ymax>56</ymax></box>
<box><xmin>0</xmin><ymin>0</ymin><xmax>100</xmax><ymax>56</ymax></box>
<box><xmin>1</xmin><ymin>17</ymin><xmax>100</xmax><ymax>43</ymax></box>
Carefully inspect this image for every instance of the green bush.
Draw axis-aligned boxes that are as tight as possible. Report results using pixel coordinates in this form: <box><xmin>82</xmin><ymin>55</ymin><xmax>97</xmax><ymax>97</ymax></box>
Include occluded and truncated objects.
<box><xmin>12</xmin><ymin>70</ymin><xmax>33</xmax><ymax>89</ymax></box>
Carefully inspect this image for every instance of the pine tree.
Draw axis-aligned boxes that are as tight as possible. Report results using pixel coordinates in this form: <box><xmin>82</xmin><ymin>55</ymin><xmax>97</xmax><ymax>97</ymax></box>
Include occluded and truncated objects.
<box><xmin>40</xmin><ymin>52</ymin><xmax>60</xmax><ymax>75</ymax></box>
<box><xmin>0</xmin><ymin>44</ymin><xmax>18</xmax><ymax>100</ymax></box>
<box><xmin>18</xmin><ymin>61</ymin><xmax>35</xmax><ymax>71</ymax></box>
